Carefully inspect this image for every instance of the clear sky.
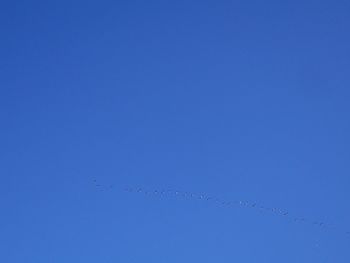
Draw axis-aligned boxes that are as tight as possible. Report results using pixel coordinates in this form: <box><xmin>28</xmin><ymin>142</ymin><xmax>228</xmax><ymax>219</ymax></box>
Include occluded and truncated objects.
<box><xmin>1</xmin><ymin>0</ymin><xmax>350</xmax><ymax>262</ymax></box>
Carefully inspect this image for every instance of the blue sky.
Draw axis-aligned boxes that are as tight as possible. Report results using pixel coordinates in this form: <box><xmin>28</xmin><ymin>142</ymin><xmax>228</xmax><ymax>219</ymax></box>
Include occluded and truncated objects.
<box><xmin>1</xmin><ymin>0</ymin><xmax>350</xmax><ymax>262</ymax></box>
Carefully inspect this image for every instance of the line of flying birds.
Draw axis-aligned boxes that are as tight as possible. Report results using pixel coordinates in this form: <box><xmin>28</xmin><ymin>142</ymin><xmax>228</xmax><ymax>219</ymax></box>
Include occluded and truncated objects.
<box><xmin>93</xmin><ymin>179</ymin><xmax>350</xmax><ymax>237</ymax></box>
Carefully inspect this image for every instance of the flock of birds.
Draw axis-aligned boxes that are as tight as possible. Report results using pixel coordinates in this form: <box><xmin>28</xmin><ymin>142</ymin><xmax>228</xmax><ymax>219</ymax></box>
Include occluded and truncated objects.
<box><xmin>93</xmin><ymin>179</ymin><xmax>350</xmax><ymax>237</ymax></box>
